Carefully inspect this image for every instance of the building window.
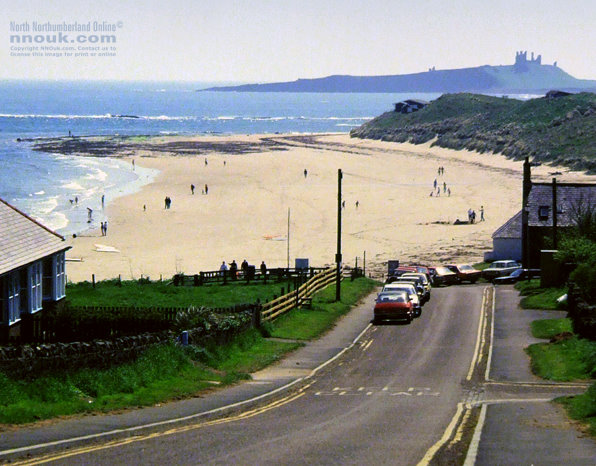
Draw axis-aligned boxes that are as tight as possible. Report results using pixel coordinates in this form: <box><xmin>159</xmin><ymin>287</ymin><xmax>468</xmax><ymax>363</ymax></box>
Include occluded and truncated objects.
<box><xmin>538</xmin><ymin>206</ymin><xmax>550</xmax><ymax>220</ymax></box>
<box><xmin>54</xmin><ymin>252</ymin><xmax>66</xmax><ymax>300</ymax></box>
<box><xmin>7</xmin><ymin>272</ymin><xmax>21</xmax><ymax>324</ymax></box>
<box><xmin>28</xmin><ymin>262</ymin><xmax>43</xmax><ymax>313</ymax></box>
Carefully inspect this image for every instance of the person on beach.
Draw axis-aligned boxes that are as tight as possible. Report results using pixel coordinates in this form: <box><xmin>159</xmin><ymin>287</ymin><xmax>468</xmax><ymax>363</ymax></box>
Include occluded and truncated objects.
<box><xmin>87</xmin><ymin>207</ymin><xmax>93</xmax><ymax>222</ymax></box>
<box><xmin>223</xmin><ymin>160</ymin><xmax>226</xmax><ymax>166</ymax></box>
<box><xmin>342</xmin><ymin>200</ymin><xmax>346</xmax><ymax>209</ymax></box>
<box><xmin>75</xmin><ymin>196</ymin><xmax>78</xmax><ymax>204</ymax></box>
<box><xmin>204</xmin><ymin>184</ymin><xmax>208</xmax><ymax>195</ymax></box>
<box><xmin>132</xmin><ymin>159</ymin><xmax>135</xmax><ymax>171</ymax></box>
<box><xmin>468</xmin><ymin>208</ymin><xmax>473</xmax><ymax>223</ymax></box>
<box><xmin>304</xmin><ymin>169</ymin><xmax>308</xmax><ymax>178</ymax></box>
<box><xmin>100</xmin><ymin>222</ymin><xmax>104</xmax><ymax>236</ymax></box>
<box><xmin>104</xmin><ymin>220</ymin><xmax>108</xmax><ymax>235</ymax></box>
<box><xmin>436</xmin><ymin>187</ymin><xmax>440</xmax><ymax>196</ymax></box>
<box><xmin>471</xmin><ymin>210</ymin><xmax>476</xmax><ymax>224</ymax></box>
<box><xmin>101</xmin><ymin>194</ymin><xmax>105</xmax><ymax>207</ymax></box>
<box><xmin>143</xmin><ymin>204</ymin><xmax>146</xmax><ymax>212</ymax></box>
<box><xmin>433</xmin><ymin>178</ymin><xmax>437</xmax><ymax>189</ymax></box>
<box><xmin>443</xmin><ymin>182</ymin><xmax>446</xmax><ymax>193</ymax></box>
<box><xmin>204</xmin><ymin>158</ymin><xmax>208</xmax><ymax>166</ymax></box>
<box><xmin>191</xmin><ymin>184</ymin><xmax>195</xmax><ymax>195</ymax></box>
<box><xmin>220</xmin><ymin>261</ymin><xmax>228</xmax><ymax>276</ymax></box>
<box><xmin>480</xmin><ymin>206</ymin><xmax>485</xmax><ymax>221</ymax></box>
<box><xmin>260</xmin><ymin>261</ymin><xmax>267</xmax><ymax>276</ymax></box>
<box><xmin>447</xmin><ymin>188</ymin><xmax>451</xmax><ymax>197</ymax></box>
<box><xmin>355</xmin><ymin>200</ymin><xmax>359</xmax><ymax>208</ymax></box>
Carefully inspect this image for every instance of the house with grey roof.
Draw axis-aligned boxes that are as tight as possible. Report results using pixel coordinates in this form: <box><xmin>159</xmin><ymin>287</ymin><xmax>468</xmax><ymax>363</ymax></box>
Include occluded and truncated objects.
<box><xmin>488</xmin><ymin>156</ymin><xmax>596</xmax><ymax>268</ymax></box>
<box><xmin>525</xmin><ymin>182</ymin><xmax>596</xmax><ymax>267</ymax></box>
<box><xmin>484</xmin><ymin>210</ymin><xmax>522</xmax><ymax>262</ymax></box>
<box><xmin>0</xmin><ymin>198</ymin><xmax>71</xmax><ymax>343</ymax></box>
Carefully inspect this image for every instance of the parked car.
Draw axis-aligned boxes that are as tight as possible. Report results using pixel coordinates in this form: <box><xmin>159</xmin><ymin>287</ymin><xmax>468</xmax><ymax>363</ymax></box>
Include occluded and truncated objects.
<box><xmin>446</xmin><ymin>264</ymin><xmax>482</xmax><ymax>284</ymax></box>
<box><xmin>393</xmin><ymin>276</ymin><xmax>429</xmax><ymax>303</ymax></box>
<box><xmin>482</xmin><ymin>260</ymin><xmax>521</xmax><ymax>280</ymax></box>
<box><xmin>492</xmin><ymin>268</ymin><xmax>541</xmax><ymax>284</ymax></box>
<box><xmin>386</xmin><ymin>266</ymin><xmax>418</xmax><ymax>283</ymax></box>
<box><xmin>429</xmin><ymin>266</ymin><xmax>459</xmax><ymax>286</ymax></box>
<box><xmin>373</xmin><ymin>292</ymin><xmax>414</xmax><ymax>324</ymax></box>
<box><xmin>382</xmin><ymin>283</ymin><xmax>422</xmax><ymax>317</ymax></box>
<box><xmin>401</xmin><ymin>273</ymin><xmax>432</xmax><ymax>301</ymax></box>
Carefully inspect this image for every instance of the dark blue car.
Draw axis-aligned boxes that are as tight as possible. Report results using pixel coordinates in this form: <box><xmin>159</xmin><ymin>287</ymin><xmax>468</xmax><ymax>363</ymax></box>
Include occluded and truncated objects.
<box><xmin>492</xmin><ymin>268</ymin><xmax>541</xmax><ymax>284</ymax></box>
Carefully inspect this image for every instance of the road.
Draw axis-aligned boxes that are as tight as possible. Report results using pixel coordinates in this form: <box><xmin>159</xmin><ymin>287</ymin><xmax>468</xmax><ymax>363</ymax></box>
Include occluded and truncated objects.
<box><xmin>18</xmin><ymin>285</ymin><xmax>486</xmax><ymax>465</ymax></box>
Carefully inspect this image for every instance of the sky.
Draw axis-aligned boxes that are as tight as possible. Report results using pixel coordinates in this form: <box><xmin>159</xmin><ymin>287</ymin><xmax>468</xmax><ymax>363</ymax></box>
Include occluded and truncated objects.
<box><xmin>2</xmin><ymin>0</ymin><xmax>596</xmax><ymax>83</ymax></box>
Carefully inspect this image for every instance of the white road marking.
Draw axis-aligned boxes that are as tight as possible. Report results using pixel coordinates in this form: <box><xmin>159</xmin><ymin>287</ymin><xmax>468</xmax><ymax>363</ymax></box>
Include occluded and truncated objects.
<box><xmin>463</xmin><ymin>404</ymin><xmax>487</xmax><ymax>466</ymax></box>
<box><xmin>484</xmin><ymin>286</ymin><xmax>496</xmax><ymax>381</ymax></box>
<box><xmin>467</xmin><ymin>287</ymin><xmax>488</xmax><ymax>381</ymax></box>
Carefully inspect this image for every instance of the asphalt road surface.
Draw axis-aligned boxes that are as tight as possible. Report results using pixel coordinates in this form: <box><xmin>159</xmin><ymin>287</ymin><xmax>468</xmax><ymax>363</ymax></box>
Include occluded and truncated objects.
<box><xmin>30</xmin><ymin>285</ymin><xmax>486</xmax><ymax>465</ymax></box>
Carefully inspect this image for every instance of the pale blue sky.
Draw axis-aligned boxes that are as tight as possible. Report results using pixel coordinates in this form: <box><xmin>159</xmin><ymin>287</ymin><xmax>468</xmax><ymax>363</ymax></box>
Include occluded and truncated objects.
<box><xmin>2</xmin><ymin>0</ymin><xmax>595</xmax><ymax>82</ymax></box>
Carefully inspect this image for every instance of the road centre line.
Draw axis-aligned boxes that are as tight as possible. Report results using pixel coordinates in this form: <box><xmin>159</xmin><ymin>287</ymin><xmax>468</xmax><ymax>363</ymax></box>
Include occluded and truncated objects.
<box><xmin>463</xmin><ymin>404</ymin><xmax>486</xmax><ymax>466</ymax></box>
<box><xmin>416</xmin><ymin>402</ymin><xmax>465</xmax><ymax>466</ymax></box>
<box><xmin>484</xmin><ymin>285</ymin><xmax>496</xmax><ymax>381</ymax></box>
<box><xmin>12</xmin><ymin>386</ymin><xmax>311</xmax><ymax>466</ymax></box>
<box><xmin>466</xmin><ymin>287</ymin><xmax>489</xmax><ymax>381</ymax></box>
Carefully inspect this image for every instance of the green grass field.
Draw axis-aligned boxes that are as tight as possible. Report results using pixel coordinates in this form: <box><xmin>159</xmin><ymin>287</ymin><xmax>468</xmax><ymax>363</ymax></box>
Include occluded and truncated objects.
<box><xmin>66</xmin><ymin>278</ymin><xmax>295</xmax><ymax>308</ymax></box>
<box><xmin>515</xmin><ymin>279</ymin><xmax>566</xmax><ymax>310</ymax></box>
<box><xmin>0</xmin><ymin>277</ymin><xmax>377</xmax><ymax>425</ymax></box>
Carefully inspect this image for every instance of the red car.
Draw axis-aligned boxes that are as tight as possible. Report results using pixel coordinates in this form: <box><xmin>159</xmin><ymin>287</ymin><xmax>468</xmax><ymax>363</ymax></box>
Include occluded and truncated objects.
<box><xmin>373</xmin><ymin>292</ymin><xmax>414</xmax><ymax>324</ymax></box>
<box><xmin>445</xmin><ymin>264</ymin><xmax>482</xmax><ymax>284</ymax></box>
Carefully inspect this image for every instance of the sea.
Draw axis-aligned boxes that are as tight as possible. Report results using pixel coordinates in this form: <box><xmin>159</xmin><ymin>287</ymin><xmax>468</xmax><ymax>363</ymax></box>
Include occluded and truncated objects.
<box><xmin>0</xmin><ymin>80</ymin><xmax>443</xmax><ymax>235</ymax></box>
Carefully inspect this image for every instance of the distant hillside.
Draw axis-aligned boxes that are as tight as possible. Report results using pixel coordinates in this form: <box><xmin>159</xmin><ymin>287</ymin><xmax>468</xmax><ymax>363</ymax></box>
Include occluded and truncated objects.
<box><xmin>350</xmin><ymin>92</ymin><xmax>596</xmax><ymax>173</ymax></box>
<box><xmin>203</xmin><ymin>53</ymin><xmax>596</xmax><ymax>94</ymax></box>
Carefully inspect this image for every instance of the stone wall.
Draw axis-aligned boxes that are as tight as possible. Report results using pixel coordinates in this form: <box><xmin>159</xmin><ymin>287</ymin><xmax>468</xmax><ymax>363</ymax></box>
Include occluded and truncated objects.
<box><xmin>0</xmin><ymin>331</ymin><xmax>172</xmax><ymax>379</ymax></box>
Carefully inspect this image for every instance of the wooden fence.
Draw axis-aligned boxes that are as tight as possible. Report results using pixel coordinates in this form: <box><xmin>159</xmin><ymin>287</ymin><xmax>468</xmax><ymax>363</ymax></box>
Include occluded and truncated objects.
<box><xmin>173</xmin><ymin>267</ymin><xmax>328</xmax><ymax>286</ymax></box>
<box><xmin>261</xmin><ymin>266</ymin><xmax>341</xmax><ymax>321</ymax></box>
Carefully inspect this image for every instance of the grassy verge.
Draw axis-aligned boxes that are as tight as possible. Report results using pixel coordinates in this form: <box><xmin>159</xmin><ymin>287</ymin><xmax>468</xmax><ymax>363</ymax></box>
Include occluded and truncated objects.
<box><xmin>558</xmin><ymin>384</ymin><xmax>596</xmax><ymax>436</ymax></box>
<box><xmin>0</xmin><ymin>333</ymin><xmax>299</xmax><ymax>425</ymax></box>
<box><xmin>531</xmin><ymin>318</ymin><xmax>573</xmax><ymax>339</ymax></box>
<box><xmin>525</xmin><ymin>317</ymin><xmax>596</xmax><ymax>436</ymax></box>
<box><xmin>66</xmin><ymin>279</ymin><xmax>294</xmax><ymax>308</ymax></box>
<box><xmin>515</xmin><ymin>279</ymin><xmax>566</xmax><ymax>310</ymax></box>
<box><xmin>0</xmin><ymin>277</ymin><xmax>376</xmax><ymax>425</ymax></box>
<box><xmin>270</xmin><ymin>277</ymin><xmax>379</xmax><ymax>340</ymax></box>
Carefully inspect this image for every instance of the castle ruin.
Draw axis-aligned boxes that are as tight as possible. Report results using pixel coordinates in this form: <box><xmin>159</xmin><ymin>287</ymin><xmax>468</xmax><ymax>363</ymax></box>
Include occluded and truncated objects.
<box><xmin>514</xmin><ymin>51</ymin><xmax>542</xmax><ymax>72</ymax></box>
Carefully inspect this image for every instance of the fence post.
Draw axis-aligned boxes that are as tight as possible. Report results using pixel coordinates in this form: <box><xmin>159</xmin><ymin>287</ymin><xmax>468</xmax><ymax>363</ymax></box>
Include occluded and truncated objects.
<box><xmin>252</xmin><ymin>301</ymin><xmax>261</xmax><ymax>329</ymax></box>
<box><xmin>92</xmin><ymin>274</ymin><xmax>96</xmax><ymax>288</ymax></box>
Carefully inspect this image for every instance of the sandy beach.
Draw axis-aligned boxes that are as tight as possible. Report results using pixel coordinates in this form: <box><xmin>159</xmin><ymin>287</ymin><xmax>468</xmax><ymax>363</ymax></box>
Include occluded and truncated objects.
<box><xmin>64</xmin><ymin>133</ymin><xmax>596</xmax><ymax>282</ymax></box>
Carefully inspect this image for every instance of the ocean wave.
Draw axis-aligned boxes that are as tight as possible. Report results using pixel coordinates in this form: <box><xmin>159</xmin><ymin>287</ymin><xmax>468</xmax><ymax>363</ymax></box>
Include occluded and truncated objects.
<box><xmin>0</xmin><ymin>112</ymin><xmax>373</xmax><ymax>122</ymax></box>
<box><xmin>61</xmin><ymin>181</ymin><xmax>85</xmax><ymax>191</ymax></box>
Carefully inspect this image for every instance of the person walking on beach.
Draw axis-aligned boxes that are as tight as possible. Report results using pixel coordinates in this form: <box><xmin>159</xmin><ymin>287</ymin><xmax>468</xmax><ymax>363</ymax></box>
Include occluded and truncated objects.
<box><xmin>260</xmin><ymin>261</ymin><xmax>267</xmax><ymax>277</ymax></box>
<box><xmin>436</xmin><ymin>186</ymin><xmax>440</xmax><ymax>196</ymax></box>
<box><xmin>204</xmin><ymin>184</ymin><xmax>208</xmax><ymax>195</ymax></box>
<box><xmin>480</xmin><ymin>206</ymin><xmax>485</xmax><ymax>222</ymax></box>
<box><xmin>443</xmin><ymin>181</ymin><xmax>447</xmax><ymax>193</ymax></box>
<box><xmin>447</xmin><ymin>188</ymin><xmax>451</xmax><ymax>197</ymax></box>
<box><xmin>468</xmin><ymin>208</ymin><xmax>473</xmax><ymax>223</ymax></box>
<box><xmin>355</xmin><ymin>200</ymin><xmax>359</xmax><ymax>208</ymax></box>
<box><xmin>304</xmin><ymin>169</ymin><xmax>308</xmax><ymax>178</ymax></box>
<box><xmin>87</xmin><ymin>207</ymin><xmax>93</xmax><ymax>222</ymax></box>
<box><xmin>191</xmin><ymin>184</ymin><xmax>195</xmax><ymax>195</ymax></box>
<box><xmin>101</xmin><ymin>194</ymin><xmax>105</xmax><ymax>208</ymax></box>
<box><xmin>433</xmin><ymin>178</ymin><xmax>437</xmax><ymax>189</ymax></box>
<box><xmin>132</xmin><ymin>159</ymin><xmax>135</xmax><ymax>171</ymax></box>
<box><xmin>100</xmin><ymin>222</ymin><xmax>104</xmax><ymax>236</ymax></box>
<box><xmin>220</xmin><ymin>261</ymin><xmax>228</xmax><ymax>277</ymax></box>
<box><xmin>204</xmin><ymin>158</ymin><xmax>208</xmax><ymax>167</ymax></box>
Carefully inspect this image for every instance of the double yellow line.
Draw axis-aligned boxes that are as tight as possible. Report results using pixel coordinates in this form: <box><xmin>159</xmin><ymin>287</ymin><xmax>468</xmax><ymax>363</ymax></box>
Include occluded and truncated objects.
<box><xmin>13</xmin><ymin>383</ymin><xmax>312</xmax><ymax>465</ymax></box>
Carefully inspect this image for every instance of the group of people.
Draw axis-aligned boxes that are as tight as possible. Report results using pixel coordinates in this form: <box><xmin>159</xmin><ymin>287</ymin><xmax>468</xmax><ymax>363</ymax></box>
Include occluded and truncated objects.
<box><xmin>100</xmin><ymin>221</ymin><xmax>108</xmax><ymax>236</ymax></box>
<box><xmin>431</xmin><ymin>166</ymin><xmax>450</xmax><ymax>197</ymax></box>
<box><xmin>190</xmin><ymin>184</ymin><xmax>209</xmax><ymax>195</ymax></box>
<box><xmin>164</xmin><ymin>196</ymin><xmax>172</xmax><ymax>209</ymax></box>
<box><xmin>467</xmin><ymin>206</ymin><xmax>485</xmax><ymax>224</ymax></box>
<box><xmin>220</xmin><ymin>259</ymin><xmax>268</xmax><ymax>277</ymax></box>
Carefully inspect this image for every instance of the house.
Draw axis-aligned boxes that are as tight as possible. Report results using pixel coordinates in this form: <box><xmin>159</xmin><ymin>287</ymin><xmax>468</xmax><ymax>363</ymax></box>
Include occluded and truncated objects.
<box><xmin>484</xmin><ymin>210</ymin><xmax>522</xmax><ymax>262</ymax></box>
<box><xmin>394</xmin><ymin>99</ymin><xmax>429</xmax><ymax>114</ymax></box>
<box><xmin>488</xmin><ymin>159</ymin><xmax>596</xmax><ymax>268</ymax></box>
<box><xmin>0</xmin><ymin>198</ymin><xmax>71</xmax><ymax>343</ymax></box>
<box><xmin>525</xmin><ymin>181</ymin><xmax>596</xmax><ymax>267</ymax></box>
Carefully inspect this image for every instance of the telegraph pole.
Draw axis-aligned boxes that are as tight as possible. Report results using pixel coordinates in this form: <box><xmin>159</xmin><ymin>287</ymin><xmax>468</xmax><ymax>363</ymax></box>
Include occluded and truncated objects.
<box><xmin>335</xmin><ymin>169</ymin><xmax>342</xmax><ymax>301</ymax></box>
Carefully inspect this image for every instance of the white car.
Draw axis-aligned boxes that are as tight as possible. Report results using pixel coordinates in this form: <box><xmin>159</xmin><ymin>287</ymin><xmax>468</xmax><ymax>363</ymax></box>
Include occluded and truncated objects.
<box><xmin>482</xmin><ymin>260</ymin><xmax>521</xmax><ymax>280</ymax></box>
<box><xmin>382</xmin><ymin>283</ymin><xmax>422</xmax><ymax>317</ymax></box>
